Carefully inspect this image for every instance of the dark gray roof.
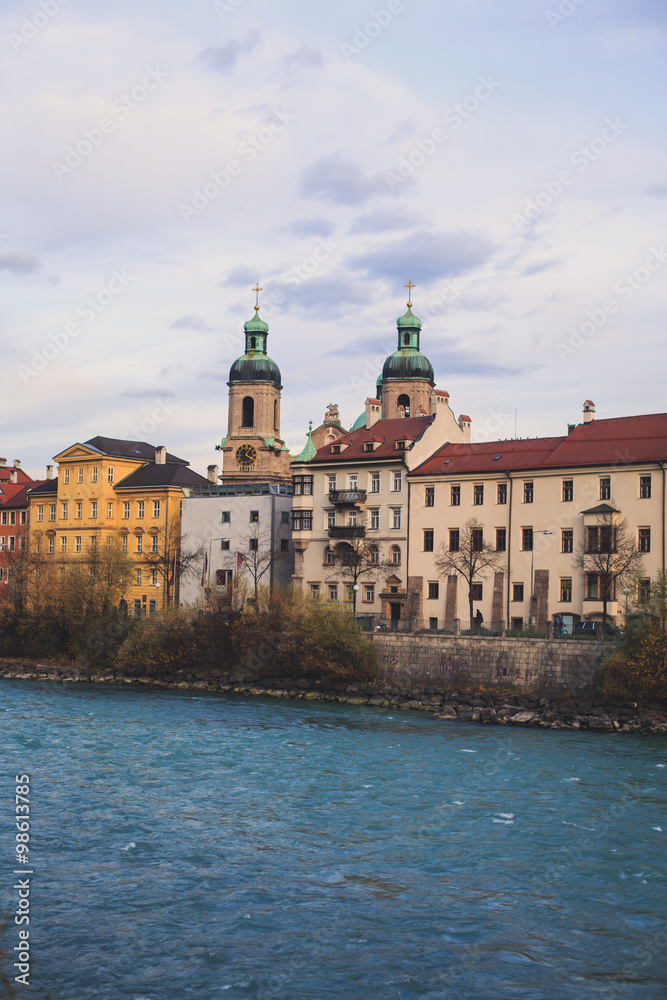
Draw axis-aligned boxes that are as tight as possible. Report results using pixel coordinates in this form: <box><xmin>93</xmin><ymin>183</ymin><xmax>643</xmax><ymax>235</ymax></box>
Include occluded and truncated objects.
<box><xmin>84</xmin><ymin>437</ymin><xmax>188</xmax><ymax>465</ymax></box>
<box><xmin>114</xmin><ymin>464</ymin><xmax>211</xmax><ymax>490</ymax></box>
<box><xmin>27</xmin><ymin>479</ymin><xmax>58</xmax><ymax>496</ymax></box>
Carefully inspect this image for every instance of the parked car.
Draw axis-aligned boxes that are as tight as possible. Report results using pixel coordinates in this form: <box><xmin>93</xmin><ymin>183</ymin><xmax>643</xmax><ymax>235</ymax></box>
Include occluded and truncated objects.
<box><xmin>572</xmin><ymin>621</ymin><xmax>623</xmax><ymax>639</ymax></box>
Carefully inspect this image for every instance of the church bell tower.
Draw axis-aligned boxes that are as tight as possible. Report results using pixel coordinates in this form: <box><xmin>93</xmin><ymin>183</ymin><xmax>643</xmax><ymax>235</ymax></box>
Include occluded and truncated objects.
<box><xmin>217</xmin><ymin>285</ymin><xmax>292</xmax><ymax>484</ymax></box>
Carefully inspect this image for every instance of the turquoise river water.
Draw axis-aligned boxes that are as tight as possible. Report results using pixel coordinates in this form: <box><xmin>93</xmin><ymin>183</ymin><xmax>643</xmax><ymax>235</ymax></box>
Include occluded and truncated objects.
<box><xmin>1</xmin><ymin>679</ymin><xmax>666</xmax><ymax>1000</ymax></box>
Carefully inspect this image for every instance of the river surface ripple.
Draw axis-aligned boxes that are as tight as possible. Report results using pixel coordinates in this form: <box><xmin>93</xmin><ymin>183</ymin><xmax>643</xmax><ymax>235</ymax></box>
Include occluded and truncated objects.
<box><xmin>1</xmin><ymin>680</ymin><xmax>665</xmax><ymax>1000</ymax></box>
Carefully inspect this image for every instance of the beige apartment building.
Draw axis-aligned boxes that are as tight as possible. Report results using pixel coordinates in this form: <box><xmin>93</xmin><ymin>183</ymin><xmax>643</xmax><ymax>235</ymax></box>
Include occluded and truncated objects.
<box><xmin>408</xmin><ymin>405</ymin><xmax>667</xmax><ymax>631</ymax></box>
<box><xmin>291</xmin><ymin>301</ymin><xmax>471</xmax><ymax>624</ymax></box>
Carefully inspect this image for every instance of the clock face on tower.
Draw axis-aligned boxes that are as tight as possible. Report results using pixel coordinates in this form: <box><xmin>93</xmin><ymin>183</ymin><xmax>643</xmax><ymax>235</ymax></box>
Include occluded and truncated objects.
<box><xmin>235</xmin><ymin>444</ymin><xmax>257</xmax><ymax>466</ymax></box>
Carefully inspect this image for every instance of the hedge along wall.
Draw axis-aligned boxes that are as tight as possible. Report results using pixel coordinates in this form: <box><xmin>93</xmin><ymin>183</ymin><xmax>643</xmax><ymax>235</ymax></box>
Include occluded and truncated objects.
<box><xmin>371</xmin><ymin>634</ymin><xmax>604</xmax><ymax>696</ymax></box>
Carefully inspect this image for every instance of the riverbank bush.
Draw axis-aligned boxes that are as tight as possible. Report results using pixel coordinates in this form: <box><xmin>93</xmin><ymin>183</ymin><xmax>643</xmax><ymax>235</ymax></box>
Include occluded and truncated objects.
<box><xmin>600</xmin><ymin>574</ymin><xmax>667</xmax><ymax>700</ymax></box>
<box><xmin>231</xmin><ymin>590</ymin><xmax>378</xmax><ymax>682</ymax></box>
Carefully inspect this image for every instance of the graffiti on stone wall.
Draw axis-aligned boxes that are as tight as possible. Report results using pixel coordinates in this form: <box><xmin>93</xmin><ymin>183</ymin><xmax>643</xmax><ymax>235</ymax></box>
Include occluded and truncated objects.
<box><xmin>496</xmin><ymin>665</ymin><xmax>535</xmax><ymax>683</ymax></box>
<box><xmin>436</xmin><ymin>654</ymin><xmax>469</xmax><ymax>679</ymax></box>
<box><xmin>383</xmin><ymin>654</ymin><xmax>399</xmax><ymax>669</ymax></box>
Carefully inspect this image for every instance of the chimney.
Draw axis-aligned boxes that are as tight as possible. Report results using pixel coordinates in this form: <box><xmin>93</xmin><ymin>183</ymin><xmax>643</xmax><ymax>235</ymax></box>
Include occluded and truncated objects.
<box><xmin>458</xmin><ymin>414</ymin><xmax>472</xmax><ymax>443</ymax></box>
<box><xmin>155</xmin><ymin>446</ymin><xmax>167</xmax><ymax>465</ymax></box>
<box><xmin>46</xmin><ymin>465</ymin><xmax>53</xmax><ymax>480</ymax></box>
<box><xmin>365</xmin><ymin>397</ymin><xmax>381</xmax><ymax>430</ymax></box>
<box><xmin>13</xmin><ymin>459</ymin><xmax>20</xmax><ymax>469</ymax></box>
<box><xmin>567</xmin><ymin>423</ymin><xmax>576</xmax><ymax>435</ymax></box>
<box><xmin>583</xmin><ymin>400</ymin><xmax>595</xmax><ymax>424</ymax></box>
<box><xmin>0</xmin><ymin>459</ymin><xmax>6</xmax><ymax>466</ymax></box>
<box><xmin>207</xmin><ymin>465</ymin><xmax>219</xmax><ymax>483</ymax></box>
<box><xmin>430</xmin><ymin>390</ymin><xmax>450</xmax><ymax>415</ymax></box>
<box><xmin>10</xmin><ymin>469</ymin><xmax>17</xmax><ymax>484</ymax></box>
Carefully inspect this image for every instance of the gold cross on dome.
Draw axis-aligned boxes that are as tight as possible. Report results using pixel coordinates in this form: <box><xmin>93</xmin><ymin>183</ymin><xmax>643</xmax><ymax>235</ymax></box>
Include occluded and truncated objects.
<box><xmin>404</xmin><ymin>279</ymin><xmax>415</xmax><ymax>307</ymax></box>
<box><xmin>252</xmin><ymin>282</ymin><xmax>263</xmax><ymax>311</ymax></box>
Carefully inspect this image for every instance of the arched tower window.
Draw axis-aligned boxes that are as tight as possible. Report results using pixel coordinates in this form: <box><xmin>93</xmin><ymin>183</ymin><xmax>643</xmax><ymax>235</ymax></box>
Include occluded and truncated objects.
<box><xmin>404</xmin><ymin>332</ymin><xmax>410</xmax><ymax>346</ymax></box>
<box><xmin>397</xmin><ymin>393</ymin><xmax>410</xmax><ymax>417</ymax></box>
<box><xmin>242</xmin><ymin>396</ymin><xmax>254</xmax><ymax>427</ymax></box>
<box><xmin>274</xmin><ymin>398</ymin><xmax>279</xmax><ymax>432</ymax></box>
<box><xmin>250</xmin><ymin>336</ymin><xmax>256</xmax><ymax>349</ymax></box>
<box><xmin>391</xmin><ymin>545</ymin><xmax>401</xmax><ymax>565</ymax></box>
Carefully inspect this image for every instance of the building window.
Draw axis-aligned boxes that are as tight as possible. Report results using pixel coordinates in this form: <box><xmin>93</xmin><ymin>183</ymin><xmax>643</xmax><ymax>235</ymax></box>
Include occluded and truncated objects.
<box><xmin>37</xmin><ymin>506</ymin><xmax>43</xmax><ymax>522</ymax></box>
<box><xmin>74</xmin><ymin>502</ymin><xmax>81</xmax><ymax>519</ymax></box>
<box><xmin>136</xmin><ymin>536</ymin><xmax>143</xmax><ymax>553</ymax></box>
<box><xmin>133</xmin><ymin>600</ymin><xmax>142</xmax><ymax>618</ymax></box>
<box><xmin>331</xmin><ymin>445</ymin><xmax>341</xmax><ymax>454</ymax></box>
<box><xmin>639</xmin><ymin>579</ymin><xmax>651</xmax><ymax>602</ymax></box>
<box><xmin>587</xmin><ymin>526</ymin><xmax>613</xmax><ymax>553</ymax></box>
<box><xmin>511</xmin><ymin>617</ymin><xmax>523</xmax><ymax>631</ymax></box>
<box><xmin>348</xmin><ymin>473</ymin><xmax>358</xmax><ymax>490</ymax></box>
<box><xmin>92</xmin><ymin>466</ymin><xmax>98</xmax><ymax>483</ymax></box>
<box><xmin>425</xmin><ymin>486</ymin><xmax>435</xmax><ymax>507</ymax></box>
<box><xmin>562</xmin><ymin>480</ymin><xmax>573</xmax><ymax>502</ymax></box>
<box><xmin>292</xmin><ymin>511</ymin><xmax>313</xmax><ymax>531</ymax></box>
<box><xmin>348</xmin><ymin>509</ymin><xmax>358</xmax><ymax>527</ymax></box>
<box><xmin>392</xmin><ymin>472</ymin><xmax>402</xmax><ymax>492</ymax></box>
<box><xmin>512</xmin><ymin>583</ymin><xmax>524</xmax><ymax>602</ymax></box>
<box><xmin>221</xmin><ymin>511</ymin><xmax>230</xmax><ymax>523</ymax></box>
<box><xmin>108</xmin><ymin>468</ymin><xmax>114</xmax><ymax>484</ymax></box>
<box><xmin>148</xmin><ymin>600</ymin><xmax>156</xmax><ymax>617</ymax></box>
<box><xmin>137</xmin><ymin>501</ymin><xmax>144</xmax><ymax>519</ymax></box>
<box><xmin>153</xmin><ymin>501</ymin><xmax>160</xmax><ymax>518</ymax></box>
<box><xmin>391</xmin><ymin>545</ymin><xmax>401</xmax><ymax>565</ymax></box>
<box><xmin>523</xmin><ymin>481</ymin><xmax>533</xmax><ymax>504</ymax></box>
<box><xmin>451</xmin><ymin>485</ymin><xmax>460</xmax><ymax>506</ymax></box>
<box><xmin>472</xmin><ymin>528</ymin><xmax>483</xmax><ymax>551</ymax></box>
<box><xmin>119</xmin><ymin>502</ymin><xmax>127</xmax><ymax>519</ymax></box>
<box><xmin>242</xmin><ymin>395</ymin><xmax>254</xmax><ymax>427</ymax></box>
<box><xmin>471</xmin><ymin>583</ymin><xmax>483</xmax><ymax>601</ymax></box>
<box><xmin>281</xmin><ymin>511</ymin><xmax>289</xmax><ymax>524</ymax></box>
<box><xmin>449</xmin><ymin>529</ymin><xmax>459</xmax><ymax>552</ymax></box>
<box><xmin>495</xmin><ymin>528</ymin><xmax>506</xmax><ymax>552</ymax></box>
<box><xmin>107</xmin><ymin>502</ymin><xmax>113</xmax><ymax>518</ymax></box>
<box><xmin>310</xmin><ymin>584</ymin><xmax>320</xmax><ymax>599</ymax></box>
<box><xmin>369</xmin><ymin>509</ymin><xmax>380</xmax><ymax>530</ymax></box>
<box><xmin>149</xmin><ymin>535</ymin><xmax>158</xmax><ymax>553</ymax></box>
<box><xmin>91</xmin><ymin>502</ymin><xmax>97</xmax><ymax>519</ymax></box>
<box><xmin>562</xmin><ymin>529</ymin><xmax>573</xmax><ymax>553</ymax></box>
<box><xmin>61</xmin><ymin>536</ymin><xmax>67</xmax><ymax>553</ymax></box>
<box><xmin>423</xmin><ymin>529</ymin><xmax>434</xmax><ymax>552</ymax></box>
<box><xmin>77</xmin><ymin>467</ymin><xmax>83</xmax><ymax>483</ymax></box>
<box><xmin>326</xmin><ymin>509</ymin><xmax>336</xmax><ymax>529</ymax></box>
<box><xmin>497</xmin><ymin>482</ymin><xmax>507</xmax><ymax>505</ymax></box>
<box><xmin>473</xmin><ymin>484</ymin><xmax>484</xmax><ymax>505</ymax></box>
<box><xmin>370</xmin><ymin>472</ymin><xmax>380</xmax><ymax>493</ymax></box>
<box><xmin>328</xmin><ymin>584</ymin><xmax>338</xmax><ymax>601</ymax></box>
<box><xmin>221</xmin><ymin>539</ymin><xmax>230</xmax><ymax>550</ymax></box>
<box><xmin>369</xmin><ymin>546</ymin><xmax>379</xmax><ymax>565</ymax></box>
<box><xmin>365</xmin><ymin>584</ymin><xmax>375</xmax><ymax>602</ymax></box>
<box><xmin>0</xmin><ymin>513</ymin><xmax>5</xmax><ymax>526</ymax></box>
<box><xmin>8</xmin><ymin>537</ymin><xmax>15</xmax><ymax>551</ymax></box>
<box><xmin>280</xmin><ymin>539</ymin><xmax>289</xmax><ymax>552</ymax></box>
<box><xmin>522</xmin><ymin>527</ymin><xmax>533</xmax><ymax>551</ymax></box>
<box><xmin>75</xmin><ymin>536</ymin><xmax>81</xmax><ymax>553</ymax></box>
<box><xmin>326</xmin><ymin>474</ymin><xmax>337</xmax><ymax>494</ymax></box>
<box><xmin>62</xmin><ymin>502</ymin><xmax>68</xmax><ymax>519</ymax></box>
<box><xmin>136</xmin><ymin>569</ymin><xmax>142</xmax><ymax>586</ymax></box>
<box><xmin>249</xmin><ymin>510</ymin><xmax>259</xmax><ymax>523</ymax></box>
<box><xmin>560</xmin><ymin>578</ymin><xmax>572</xmax><ymax>602</ymax></box>
<box><xmin>640</xmin><ymin>475</ymin><xmax>651</xmax><ymax>499</ymax></box>
<box><xmin>638</xmin><ymin>527</ymin><xmax>651</xmax><ymax>553</ymax></box>
<box><xmin>391</xmin><ymin>507</ymin><xmax>402</xmax><ymax>530</ymax></box>
<box><xmin>293</xmin><ymin>475</ymin><xmax>313</xmax><ymax>496</ymax></box>
<box><xmin>49</xmin><ymin>505</ymin><xmax>56</xmax><ymax>522</ymax></box>
<box><xmin>599</xmin><ymin>478</ymin><xmax>610</xmax><ymax>501</ymax></box>
<box><xmin>20</xmin><ymin>511</ymin><xmax>26</xmax><ymax>526</ymax></box>
<box><xmin>586</xmin><ymin>573</ymin><xmax>599</xmax><ymax>600</ymax></box>
<box><xmin>63</xmin><ymin>468</ymin><xmax>69</xmax><ymax>484</ymax></box>
<box><xmin>325</xmin><ymin>546</ymin><xmax>335</xmax><ymax>565</ymax></box>
<box><xmin>121</xmin><ymin>536</ymin><xmax>128</xmax><ymax>552</ymax></box>
<box><xmin>428</xmin><ymin>581</ymin><xmax>439</xmax><ymax>600</ymax></box>
<box><xmin>48</xmin><ymin>537</ymin><xmax>54</xmax><ymax>554</ymax></box>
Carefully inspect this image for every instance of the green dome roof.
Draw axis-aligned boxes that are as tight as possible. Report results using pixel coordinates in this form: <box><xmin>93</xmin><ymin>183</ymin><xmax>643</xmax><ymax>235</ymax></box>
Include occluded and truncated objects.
<box><xmin>397</xmin><ymin>306</ymin><xmax>422</xmax><ymax>330</ymax></box>
<box><xmin>351</xmin><ymin>412</ymin><xmax>366</xmax><ymax>431</ymax></box>
<box><xmin>228</xmin><ymin>354</ymin><xmax>282</xmax><ymax>386</ymax></box>
<box><xmin>244</xmin><ymin>311</ymin><xmax>269</xmax><ymax>334</ymax></box>
<box><xmin>381</xmin><ymin>350</ymin><xmax>434</xmax><ymax>384</ymax></box>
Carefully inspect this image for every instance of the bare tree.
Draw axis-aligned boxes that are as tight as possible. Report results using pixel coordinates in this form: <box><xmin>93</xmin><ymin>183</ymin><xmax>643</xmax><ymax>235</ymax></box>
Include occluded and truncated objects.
<box><xmin>141</xmin><ymin>513</ymin><xmax>203</xmax><ymax>609</ymax></box>
<box><xmin>434</xmin><ymin>517</ymin><xmax>503</xmax><ymax>627</ymax></box>
<box><xmin>239</xmin><ymin>523</ymin><xmax>286</xmax><ymax>601</ymax></box>
<box><xmin>574</xmin><ymin>511</ymin><xmax>643</xmax><ymax>627</ymax></box>
<box><xmin>326</xmin><ymin>525</ymin><xmax>394</xmax><ymax>615</ymax></box>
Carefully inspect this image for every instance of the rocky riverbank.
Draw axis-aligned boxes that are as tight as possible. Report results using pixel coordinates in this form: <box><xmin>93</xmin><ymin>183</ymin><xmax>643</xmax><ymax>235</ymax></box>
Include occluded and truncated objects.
<box><xmin>1</xmin><ymin>658</ymin><xmax>665</xmax><ymax>735</ymax></box>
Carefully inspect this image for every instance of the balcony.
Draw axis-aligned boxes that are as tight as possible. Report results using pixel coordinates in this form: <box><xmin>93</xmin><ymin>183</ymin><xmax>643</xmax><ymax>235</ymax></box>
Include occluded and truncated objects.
<box><xmin>328</xmin><ymin>526</ymin><xmax>366</xmax><ymax>539</ymax></box>
<box><xmin>328</xmin><ymin>489</ymin><xmax>367</xmax><ymax>506</ymax></box>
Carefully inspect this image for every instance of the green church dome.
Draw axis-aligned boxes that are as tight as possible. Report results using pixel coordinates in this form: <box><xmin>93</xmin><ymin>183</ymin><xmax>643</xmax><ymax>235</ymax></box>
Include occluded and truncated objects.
<box><xmin>396</xmin><ymin>306</ymin><xmax>422</xmax><ymax>330</ymax></box>
<box><xmin>228</xmin><ymin>302</ymin><xmax>282</xmax><ymax>387</ymax></box>
<box><xmin>381</xmin><ymin>304</ymin><xmax>434</xmax><ymax>384</ymax></box>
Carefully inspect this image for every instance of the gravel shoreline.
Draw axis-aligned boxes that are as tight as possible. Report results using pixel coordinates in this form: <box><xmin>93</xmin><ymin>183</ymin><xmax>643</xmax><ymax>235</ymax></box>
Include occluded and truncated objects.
<box><xmin>2</xmin><ymin>658</ymin><xmax>665</xmax><ymax>735</ymax></box>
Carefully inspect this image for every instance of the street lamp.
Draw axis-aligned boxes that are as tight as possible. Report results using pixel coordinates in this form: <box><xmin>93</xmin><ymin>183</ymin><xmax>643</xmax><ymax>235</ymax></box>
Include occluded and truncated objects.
<box><xmin>155</xmin><ymin>580</ymin><xmax>160</xmax><ymax>614</ymax></box>
<box><xmin>623</xmin><ymin>587</ymin><xmax>630</xmax><ymax>622</ymax></box>
<box><xmin>530</xmin><ymin>530</ymin><xmax>553</xmax><ymax>625</ymax></box>
<box><xmin>353</xmin><ymin>583</ymin><xmax>359</xmax><ymax>617</ymax></box>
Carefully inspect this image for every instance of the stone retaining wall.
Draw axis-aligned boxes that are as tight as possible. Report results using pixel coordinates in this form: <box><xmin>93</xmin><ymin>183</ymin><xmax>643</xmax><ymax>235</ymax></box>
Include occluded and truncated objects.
<box><xmin>372</xmin><ymin>633</ymin><xmax>604</xmax><ymax>696</ymax></box>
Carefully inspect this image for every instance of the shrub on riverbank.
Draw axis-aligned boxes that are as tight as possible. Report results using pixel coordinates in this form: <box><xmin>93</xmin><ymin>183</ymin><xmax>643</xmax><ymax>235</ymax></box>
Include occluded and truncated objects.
<box><xmin>231</xmin><ymin>590</ymin><xmax>378</xmax><ymax>682</ymax></box>
<box><xmin>600</xmin><ymin>574</ymin><xmax>667</xmax><ymax>700</ymax></box>
<box><xmin>114</xmin><ymin>609</ymin><xmax>234</xmax><ymax>678</ymax></box>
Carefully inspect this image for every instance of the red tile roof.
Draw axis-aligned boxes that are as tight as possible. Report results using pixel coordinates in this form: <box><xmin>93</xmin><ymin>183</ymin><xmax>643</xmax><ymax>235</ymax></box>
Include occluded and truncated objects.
<box><xmin>303</xmin><ymin>416</ymin><xmax>433</xmax><ymax>464</ymax></box>
<box><xmin>0</xmin><ymin>481</ymin><xmax>48</xmax><ymax>508</ymax></box>
<box><xmin>411</xmin><ymin>412</ymin><xmax>667</xmax><ymax>477</ymax></box>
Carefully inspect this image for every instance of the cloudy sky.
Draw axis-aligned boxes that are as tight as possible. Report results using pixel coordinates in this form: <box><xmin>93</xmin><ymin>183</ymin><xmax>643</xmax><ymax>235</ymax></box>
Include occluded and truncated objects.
<box><xmin>2</xmin><ymin>0</ymin><xmax>666</xmax><ymax>478</ymax></box>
